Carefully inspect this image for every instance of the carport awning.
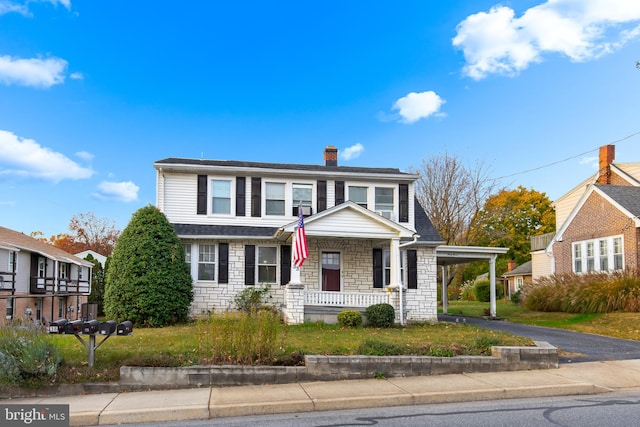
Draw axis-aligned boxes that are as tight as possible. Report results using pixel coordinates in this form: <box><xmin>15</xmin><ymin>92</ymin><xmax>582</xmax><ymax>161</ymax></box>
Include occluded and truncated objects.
<box><xmin>436</xmin><ymin>245</ymin><xmax>509</xmax><ymax>265</ymax></box>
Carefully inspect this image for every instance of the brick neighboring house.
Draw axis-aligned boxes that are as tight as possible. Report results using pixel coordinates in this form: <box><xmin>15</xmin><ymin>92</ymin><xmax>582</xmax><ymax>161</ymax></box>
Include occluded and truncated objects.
<box><xmin>503</xmin><ymin>260</ymin><xmax>532</xmax><ymax>298</ymax></box>
<box><xmin>0</xmin><ymin>226</ymin><xmax>93</xmax><ymax>325</ymax></box>
<box><xmin>155</xmin><ymin>146</ymin><xmax>446</xmax><ymax>324</ymax></box>
<box><xmin>535</xmin><ymin>145</ymin><xmax>640</xmax><ymax>277</ymax></box>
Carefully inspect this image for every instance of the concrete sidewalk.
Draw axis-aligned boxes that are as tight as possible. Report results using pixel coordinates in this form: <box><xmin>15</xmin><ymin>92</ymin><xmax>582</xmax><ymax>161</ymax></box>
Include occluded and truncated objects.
<box><xmin>5</xmin><ymin>359</ymin><xmax>640</xmax><ymax>426</ymax></box>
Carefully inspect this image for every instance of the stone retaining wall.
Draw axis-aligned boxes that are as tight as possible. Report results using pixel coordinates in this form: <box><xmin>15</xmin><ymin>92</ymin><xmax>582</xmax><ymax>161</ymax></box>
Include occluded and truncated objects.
<box><xmin>119</xmin><ymin>341</ymin><xmax>557</xmax><ymax>388</ymax></box>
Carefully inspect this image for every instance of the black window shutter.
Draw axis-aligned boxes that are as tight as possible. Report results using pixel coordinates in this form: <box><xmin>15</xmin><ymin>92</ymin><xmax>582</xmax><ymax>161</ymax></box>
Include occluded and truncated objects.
<box><xmin>236</xmin><ymin>177</ymin><xmax>246</xmax><ymax>216</ymax></box>
<box><xmin>407</xmin><ymin>249</ymin><xmax>417</xmax><ymax>289</ymax></box>
<box><xmin>218</xmin><ymin>243</ymin><xmax>229</xmax><ymax>284</ymax></box>
<box><xmin>251</xmin><ymin>178</ymin><xmax>261</xmax><ymax>217</ymax></box>
<box><xmin>335</xmin><ymin>181</ymin><xmax>345</xmax><ymax>205</ymax></box>
<box><xmin>197</xmin><ymin>175</ymin><xmax>207</xmax><ymax>215</ymax></box>
<box><xmin>373</xmin><ymin>248</ymin><xmax>383</xmax><ymax>288</ymax></box>
<box><xmin>280</xmin><ymin>245</ymin><xmax>291</xmax><ymax>285</ymax></box>
<box><xmin>317</xmin><ymin>180</ymin><xmax>327</xmax><ymax>212</ymax></box>
<box><xmin>399</xmin><ymin>184</ymin><xmax>409</xmax><ymax>223</ymax></box>
<box><xmin>244</xmin><ymin>245</ymin><xmax>255</xmax><ymax>285</ymax></box>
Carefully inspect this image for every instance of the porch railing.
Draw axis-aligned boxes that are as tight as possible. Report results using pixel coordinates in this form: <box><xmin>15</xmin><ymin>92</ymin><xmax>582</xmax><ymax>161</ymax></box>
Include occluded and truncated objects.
<box><xmin>304</xmin><ymin>291</ymin><xmax>389</xmax><ymax>307</ymax></box>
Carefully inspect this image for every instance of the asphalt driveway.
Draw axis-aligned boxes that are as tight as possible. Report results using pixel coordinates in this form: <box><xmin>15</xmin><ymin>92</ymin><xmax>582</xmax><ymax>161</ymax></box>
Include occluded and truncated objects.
<box><xmin>438</xmin><ymin>314</ymin><xmax>640</xmax><ymax>363</ymax></box>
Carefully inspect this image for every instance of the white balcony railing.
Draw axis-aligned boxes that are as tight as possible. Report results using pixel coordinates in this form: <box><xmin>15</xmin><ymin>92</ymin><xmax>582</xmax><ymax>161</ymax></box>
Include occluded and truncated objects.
<box><xmin>304</xmin><ymin>291</ymin><xmax>389</xmax><ymax>307</ymax></box>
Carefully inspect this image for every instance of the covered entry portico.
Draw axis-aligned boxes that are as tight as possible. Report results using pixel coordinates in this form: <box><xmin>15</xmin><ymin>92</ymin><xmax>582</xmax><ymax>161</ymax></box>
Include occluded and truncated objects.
<box><xmin>437</xmin><ymin>245</ymin><xmax>509</xmax><ymax>318</ymax></box>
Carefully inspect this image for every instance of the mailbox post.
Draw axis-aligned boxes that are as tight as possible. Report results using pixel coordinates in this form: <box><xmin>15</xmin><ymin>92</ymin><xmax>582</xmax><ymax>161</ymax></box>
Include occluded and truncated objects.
<box><xmin>48</xmin><ymin>318</ymin><xmax>132</xmax><ymax>368</ymax></box>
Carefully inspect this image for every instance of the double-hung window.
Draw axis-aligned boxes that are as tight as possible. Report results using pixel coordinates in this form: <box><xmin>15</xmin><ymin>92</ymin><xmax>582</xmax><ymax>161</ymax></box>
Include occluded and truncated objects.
<box><xmin>586</xmin><ymin>242</ymin><xmax>595</xmax><ymax>272</ymax></box>
<box><xmin>348</xmin><ymin>186</ymin><xmax>368</xmax><ymax>208</ymax></box>
<box><xmin>8</xmin><ymin>251</ymin><xmax>17</xmax><ymax>273</ymax></box>
<box><xmin>613</xmin><ymin>237</ymin><xmax>623</xmax><ymax>270</ymax></box>
<box><xmin>383</xmin><ymin>249</ymin><xmax>405</xmax><ymax>286</ymax></box>
<box><xmin>573</xmin><ymin>244</ymin><xmax>582</xmax><ymax>273</ymax></box>
<box><xmin>265</xmin><ymin>183</ymin><xmax>285</xmax><ymax>216</ymax></box>
<box><xmin>257</xmin><ymin>246</ymin><xmax>277</xmax><ymax>284</ymax></box>
<box><xmin>198</xmin><ymin>244</ymin><xmax>216</xmax><ymax>281</ymax></box>
<box><xmin>5</xmin><ymin>297</ymin><xmax>13</xmax><ymax>320</ymax></box>
<box><xmin>599</xmin><ymin>240</ymin><xmax>608</xmax><ymax>271</ymax></box>
<box><xmin>375</xmin><ymin>187</ymin><xmax>394</xmax><ymax>216</ymax></box>
<box><xmin>211</xmin><ymin>179</ymin><xmax>231</xmax><ymax>214</ymax></box>
<box><xmin>292</xmin><ymin>183</ymin><xmax>312</xmax><ymax>215</ymax></box>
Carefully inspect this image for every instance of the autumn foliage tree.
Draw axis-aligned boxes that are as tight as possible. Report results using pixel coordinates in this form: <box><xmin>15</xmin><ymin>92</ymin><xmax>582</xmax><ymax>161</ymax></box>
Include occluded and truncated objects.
<box><xmin>467</xmin><ymin>186</ymin><xmax>555</xmax><ymax>277</ymax></box>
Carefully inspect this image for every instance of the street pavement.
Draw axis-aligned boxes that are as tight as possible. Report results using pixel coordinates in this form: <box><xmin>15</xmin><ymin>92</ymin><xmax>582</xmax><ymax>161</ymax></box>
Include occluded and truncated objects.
<box><xmin>5</xmin><ymin>359</ymin><xmax>640</xmax><ymax>426</ymax></box>
<box><xmin>438</xmin><ymin>314</ymin><xmax>640</xmax><ymax>362</ymax></box>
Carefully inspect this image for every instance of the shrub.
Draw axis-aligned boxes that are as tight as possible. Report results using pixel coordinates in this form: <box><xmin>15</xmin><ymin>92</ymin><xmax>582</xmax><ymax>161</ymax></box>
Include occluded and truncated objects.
<box><xmin>337</xmin><ymin>310</ymin><xmax>363</xmax><ymax>328</ymax></box>
<box><xmin>473</xmin><ymin>279</ymin><xmax>503</xmax><ymax>302</ymax></box>
<box><xmin>357</xmin><ymin>339</ymin><xmax>402</xmax><ymax>356</ymax></box>
<box><xmin>104</xmin><ymin>205</ymin><xmax>193</xmax><ymax>327</ymax></box>
<box><xmin>459</xmin><ymin>280</ymin><xmax>476</xmax><ymax>301</ymax></box>
<box><xmin>510</xmin><ymin>289</ymin><xmax>522</xmax><ymax>305</ymax></box>
<box><xmin>233</xmin><ymin>285</ymin><xmax>272</xmax><ymax>314</ymax></box>
<box><xmin>365</xmin><ymin>303</ymin><xmax>395</xmax><ymax>328</ymax></box>
<box><xmin>0</xmin><ymin>322</ymin><xmax>61</xmax><ymax>387</ymax></box>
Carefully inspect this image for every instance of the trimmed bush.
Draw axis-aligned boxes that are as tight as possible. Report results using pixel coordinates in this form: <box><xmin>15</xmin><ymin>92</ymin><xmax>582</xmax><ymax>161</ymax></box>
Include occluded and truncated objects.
<box><xmin>337</xmin><ymin>310</ymin><xmax>363</xmax><ymax>328</ymax></box>
<box><xmin>365</xmin><ymin>303</ymin><xmax>395</xmax><ymax>328</ymax></box>
<box><xmin>473</xmin><ymin>279</ymin><xmax>503</xmax><ymax>302</ymax></box>
<box><xmin>104</xmin><ymin>205</ymin><xmax>193</xmax><ymax>327</ymax></box>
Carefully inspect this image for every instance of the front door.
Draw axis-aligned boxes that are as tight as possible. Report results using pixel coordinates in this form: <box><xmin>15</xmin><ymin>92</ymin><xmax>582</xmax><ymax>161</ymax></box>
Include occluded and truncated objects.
<box><xmin>321</xmin><ymin>252</ymin><xmax>341</xmax><ymax>292</ymax></box>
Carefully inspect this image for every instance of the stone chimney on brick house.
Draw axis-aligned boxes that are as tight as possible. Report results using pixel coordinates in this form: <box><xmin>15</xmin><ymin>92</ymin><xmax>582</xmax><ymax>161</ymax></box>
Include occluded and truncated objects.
<box><xmin>597</xmin><ymin>144</ymin><xmax>615</xmax><ymax>184</ymax></box>
<box><xmin>324</xmin><ymin>145</ymin><xmax>338</xmax><ymax>166</ymax></box>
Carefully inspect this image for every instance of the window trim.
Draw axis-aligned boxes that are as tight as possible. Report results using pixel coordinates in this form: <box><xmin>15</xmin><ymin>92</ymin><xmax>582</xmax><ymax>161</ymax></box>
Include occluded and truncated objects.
<box><xmin>210</xmin><ymin>178</ymin><xmax>233</xmax><ymax>215</ymax></box>
<box><xmin>255</xmin><ymin>246</ymin><xmax>279</xmax><ymax>285</ymax></box>
<box><xmin>264</xmin><ymin>181</ymin><xmax>286</xmax><ymax>216</ymax></box>
<box><xmin>197</xmin><ymin>243</ymin><xmax>217</xmax><ymax>282</ymax></box>
<box><xmin>348</xmin><ymin>185</ymin><xmax>368</xmax><ymax>208</ymax></box>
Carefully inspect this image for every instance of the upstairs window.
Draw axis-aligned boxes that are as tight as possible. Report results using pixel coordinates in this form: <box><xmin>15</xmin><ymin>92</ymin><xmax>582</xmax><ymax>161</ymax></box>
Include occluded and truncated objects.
<box><xmin>348</xmin><ymin>186</ymin><xmax>368</xmax><ymax>208</ymax></box>
<box><xmin>292</xmin><ymin>183</ymin><xmax>312</xmax><ymax>215</ymax></box>
<box><xmin>375</xmin><ymin>187</ymin><xmax>394</xmax><ymax>212</ymax></box>
<box><xmin>211</xmin><ymin>179</ymin><xmax>231</xmax><ymax>214</ymax></box>
<box><xmin>8</xmin><ymin>251</ymin><xmax>17</xmax><ymax>273</ymax></box>
<box><xmin>265</xmin><ymin>183</ymin><xmax>285</xmax><ymax>216</ymax></box>
<box><xmin>59</xmin><ymin>263</ymin><xmax>68</xmax><ymax>279</ymax></box>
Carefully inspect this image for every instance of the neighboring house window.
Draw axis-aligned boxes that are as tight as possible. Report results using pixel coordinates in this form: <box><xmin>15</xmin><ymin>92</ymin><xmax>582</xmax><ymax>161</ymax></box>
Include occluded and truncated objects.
<box><xmin>35</xmin><ymin>299</ymin><xmax>42</xmax><ymax>322</ymax></box>
<box><xmin>375</xmin><ymin>187</ymin><xmax>394</xmax><ymax>213</ymax></box>
<box><xmin>586</xmin><ymin>242</ymin><xmax>595</xmax><ymax>272</ymax></box>
<box><xmin>573</xmin><ymin>244</ymin><xmax>582</xmax><ymax>273</ymax></box>
<box><xmin>599</xmin><ymin>240</ymin><xmax>608</xmax><ymax>271</ymax></box>
<box><xmin>59</xmin><ymin>263</ymin><xmax>68</xmax><ymax>279</ymax></box>
<box><xmin>515</xmin><ymin>276</ymin><xmax>524</xmax><ymax>292</ymax></box>
<box><xmin>5</xmin><ymin>297</ymin><xmax>14</xmax><ymax>320</ymax></box>
<box><xmin>348</xmin><ymin>186</ymin><xmax>368</xmax><ymax>208</ymax></box>
<box><xmin>383</xmin><ymin>249</ymin><xmax>405</xmax><ymax>286</ymax></box>
<box><xmin>613</xmin><ymin>237</ymin><xmax>624</xmax><ymax>270</ymax></box>
<box><xmin>38</xmin><ymin>257</ymin><xmax>46</xmax><ymax>278</ymax></box>
<box><xmin>211</xmin><ymin>179</ymin><xmax>231</xmax><ymax>214</ymax></box>
<box><xmin>265</xmin><ymin>182</ymin><xmax>285</xmax><ymax>216</ymax></box>
<box><xmin>198</xmin><ymin>244</ymin><xmax>216</xmax><ymax>281</ymax></box>
<box><xmin>59</xmin><ymin>297</ymin><xmax>65</xmax><ymax>318</ymax></box>
<box><xmin>572</xmin><ymin>236</ymin><xmax>624</xmax><ymax>274</ymax></box>
<box><xmin>257</xmin><ymin>246</ymin><xmax>277</xmax><ymax>284</ymax></box>
<box><xmin>292</xmin><ymin>183</ymin><xmax>312</xmax><ymax>215</ymax></box>
<box><xmin>8</xmin><ymin>251</ymin><xmax>17</xmax><ymax>272</ymax></box>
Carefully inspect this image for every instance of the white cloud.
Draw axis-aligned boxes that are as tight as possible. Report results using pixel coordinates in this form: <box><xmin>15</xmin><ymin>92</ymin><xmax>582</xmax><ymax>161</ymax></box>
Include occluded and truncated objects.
<box><xmin>69</xmin><ymin>72</ymin><xmax>83</xmax><ymax>80</ymax></box>
<box><xmin>0</xmin><ymin>0</ymin><xmax>71</xmax><ymax>16</ymax></box>
<box><xmin>579</xmin><ymin>155</ymin><xmax>599</xmax><ymax>168</ymax></box>
<box><xmin>0</xmin><ymin>55</ymin><xmax>68</xmax><ymax>88</ymax></box>
<box><xmin>453</xmin><ymin>0</ymin><xmax>640</xmax><ymax>79</ymax></box>
<box><xmin>340</xmin><ymin>143</ymin><xmax>364</xmax><ymax>161</ymax></box>
<box><xmin>93</xmin><ymin>181</ymin><xmax>139</xmax><ymax>203</ymax></box>
<box><xmin>75</xmin><ymin>151</ymin><xmax>94</xmax><ymax>162</ymax></box>
<box><xmin>392</xmin><ymin>91</ymin><xmax>446</xmax><ymax>124</ymax></box>
<box><xmin>0</xmin><ymin>129</ymin><xmax>94</xmax><ymax>181</ymax></box>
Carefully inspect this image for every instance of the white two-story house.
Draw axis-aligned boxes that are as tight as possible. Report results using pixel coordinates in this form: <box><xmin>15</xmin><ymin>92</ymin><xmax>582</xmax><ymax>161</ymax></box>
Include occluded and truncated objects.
<box><xmin>154</xmin><ymin>146</ymin><xmax>444</xmax><ymax>324</ymax></box>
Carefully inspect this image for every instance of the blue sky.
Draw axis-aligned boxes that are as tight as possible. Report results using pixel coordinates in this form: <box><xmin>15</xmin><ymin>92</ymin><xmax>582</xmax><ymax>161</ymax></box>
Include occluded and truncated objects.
<box><xmin>1</xmin><ymin>0</ymin><xmax>639</xmax><ymax>238</ymax></box>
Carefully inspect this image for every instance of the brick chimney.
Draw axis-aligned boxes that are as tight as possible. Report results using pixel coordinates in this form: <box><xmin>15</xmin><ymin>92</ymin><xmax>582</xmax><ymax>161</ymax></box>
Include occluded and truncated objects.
<box><xmin>597</xmin><ymin>144</ymin><xmax>615</xmax><ymax>184</ymax></box>
<box><xmin>324</xmin><ymin>145</ymin><xmax>338</xmax><ymax>167</ymax></box>
<box><xmin>507</xmin><ymin>260</ymin><xmax>516</xmax><ymax>272</ymax></box>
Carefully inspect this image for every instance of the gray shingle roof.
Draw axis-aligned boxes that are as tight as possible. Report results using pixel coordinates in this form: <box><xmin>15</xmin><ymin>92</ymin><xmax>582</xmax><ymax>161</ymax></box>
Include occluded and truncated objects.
<box><xmin>155</xmin><ymin>157</ymin><xmax>416</xmax><ymax>177</ymax></box>
<box><xmin>413</xmin><ymin>200</ymin><xmax>443</xmax><ymax>244</ymax></box>
<box><xmin>596</xmin><ymin>185</ymin><xmax>640</xmax><ymax>218</ymax></box>
<box><xmin>503</xmin><ymin>260</ymin><xmax>532</xmax><ymax>277</ymax></box>
<box><xmin>173</xmin><ymin>224</ymin><xmax>278</xmax><ymax>238</ymax></box>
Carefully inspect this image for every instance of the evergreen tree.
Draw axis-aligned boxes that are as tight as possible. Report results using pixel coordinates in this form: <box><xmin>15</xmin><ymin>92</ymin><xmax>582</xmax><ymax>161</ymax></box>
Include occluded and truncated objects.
<box><xmin>104</xmin><ymin>205</ymin><xmax>193</xmax><ymax>326</ymax></box>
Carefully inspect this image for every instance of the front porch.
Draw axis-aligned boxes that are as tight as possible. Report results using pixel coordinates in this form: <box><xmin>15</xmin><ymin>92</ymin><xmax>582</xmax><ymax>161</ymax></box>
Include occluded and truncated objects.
<box><xmin>302</xmin><ymin>290</ymin><xmax>392</xmax><ymax>324</ymax></box>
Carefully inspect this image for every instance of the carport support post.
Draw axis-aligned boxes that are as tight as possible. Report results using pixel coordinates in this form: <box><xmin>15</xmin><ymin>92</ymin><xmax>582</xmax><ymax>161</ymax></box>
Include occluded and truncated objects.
<box><xmin>489</xmin><ymin>254</ymin><xmax>497</xmax><ymax>318</ymax></box>
<box><xmin>441</xmin><ymin>265</ymin><xmax>448</xmax><ymax>314</ymax></box>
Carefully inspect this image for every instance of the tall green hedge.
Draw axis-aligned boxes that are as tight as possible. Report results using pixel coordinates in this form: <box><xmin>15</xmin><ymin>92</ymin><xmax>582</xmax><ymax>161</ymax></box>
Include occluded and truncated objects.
<box><xmin>104</xmin><ymin>205</ymin><xmax>193</xmax><ymax>327</ymax></box>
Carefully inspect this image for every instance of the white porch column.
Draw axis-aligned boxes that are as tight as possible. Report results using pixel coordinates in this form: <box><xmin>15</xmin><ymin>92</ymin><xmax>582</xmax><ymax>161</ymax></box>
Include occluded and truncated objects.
<box><xmin>489</xmin><ymin>254</ymin><xmax>497</xmax><ymax>318</ymax></box>
<box><xmin>389</xmin><ymin>237</ymin><xmax>404</xmax><ymax>325</ymax></box>
<box><xmin>441</xmin><ymin>265</ymin><xmax>448</xmax><ymax>314</ymax></box>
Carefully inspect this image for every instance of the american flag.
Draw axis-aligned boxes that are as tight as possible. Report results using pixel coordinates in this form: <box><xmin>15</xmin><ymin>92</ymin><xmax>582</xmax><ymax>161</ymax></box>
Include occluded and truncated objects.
<box><xmin>293</xmin><ymin>207</ymin><xmax>309</xmax><ymax>267</ymax></box>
